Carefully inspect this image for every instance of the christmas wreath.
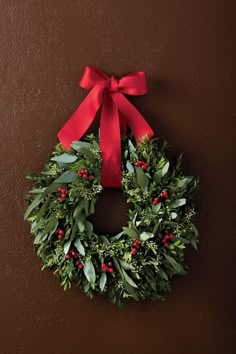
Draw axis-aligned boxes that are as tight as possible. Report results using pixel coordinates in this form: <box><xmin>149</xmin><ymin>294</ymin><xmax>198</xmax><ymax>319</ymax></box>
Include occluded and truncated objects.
<box><xmin>24</xmin><ymin>66</ymin><xmax>198</xmax><ymax>306</ymax></box>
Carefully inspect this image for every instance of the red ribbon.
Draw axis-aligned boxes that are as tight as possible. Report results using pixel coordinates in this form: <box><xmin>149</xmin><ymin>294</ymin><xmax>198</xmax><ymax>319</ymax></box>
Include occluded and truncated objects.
<box><xmin>57</xmin><ymin>66</ymin><xmax>154</xmax><ymax>188</ymax></box>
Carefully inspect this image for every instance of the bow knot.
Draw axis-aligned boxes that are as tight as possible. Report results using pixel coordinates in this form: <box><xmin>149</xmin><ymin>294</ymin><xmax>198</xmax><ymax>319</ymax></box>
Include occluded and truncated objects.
<box><xmin>107</xmin><ymin>75</ymin><xmax>119</xmax><ymax>93</ymax></box>
<box><xmin>58</xmin><ymin>66</ymin><xmax>154</xmax><ymax>188</ymax></box>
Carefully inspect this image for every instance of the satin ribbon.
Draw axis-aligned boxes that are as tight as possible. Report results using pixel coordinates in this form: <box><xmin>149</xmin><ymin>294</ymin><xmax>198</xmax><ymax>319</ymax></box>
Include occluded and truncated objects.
<box><xmin>57</xmin><ymin>65</ymin><xmax>154</xmax><ymax>188</ymax></box>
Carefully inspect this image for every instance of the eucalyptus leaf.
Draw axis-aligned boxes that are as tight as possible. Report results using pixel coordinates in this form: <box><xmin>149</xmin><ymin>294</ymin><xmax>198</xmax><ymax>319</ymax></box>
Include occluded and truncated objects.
<box><xmin>140</xmin><ymin>232</ymin><xmax>154</xmax><ymax>241</ymax></box>
<box><xmin>85</xmin><ymin>221</ymin><xmax>93</xmax><ymax>238</ymax></box>
<box><xmin>54</xmin><ymin>170</ymin><xmax>78</xmax><ymax>184</ymax></box>
<box><xmin>162</xmin><ymin>161</ymin><xmax>170</xmax><ymax>177</ymax></box>
<box><xmin>51</xmin><ymin>153</ymin><xmax>78</xmax><ymax>163</ymax></box>
<box><xmin>24</xmin><ymin>194</ymin><xmax>43</xmax><ymax>220</ymax></box>
<box><xmin>74</xmin><ymin>238</ymin><xmax>85</xmax><ymax>256</ymax></box>
<box><xmin>122</xmin><ymin>269</ymin><xmax>138</xmax><ymax>288</ymax></box>
<box><xmin>126</xmin><ymin>161</ymin><xmax>134</xmax><ymax>173</ymax></box>
<box><xmin>119</xmin><ymin>259</ymin><xmax>135</xmax><ymax>271</ymax></box>
<box><xmin>135</xmin><ymin>167</ymin><xmax>149</xmax><ymax>191</ymax></box>
<box><xmin>171</xmin><ymin>198</ymin><xmax>186</xmax><ymax>208</ymax></box>
<box><xmin>164</xmin><ymin>254</ymin><xmax>185</xmax><ymax>273</ymax></box>
<box><xmin>64</xmin><ymin>240</ymin><xmax>71</xmax><ymax>255</ymax></box>
<box><xmin>110</xmin><ymin>231</ymin><xmax>124</xmax><ymax>241</ymax></box>
<box><xmin>171</xmin><ymin>212</ymin><xmax>178</xmax><ymax>219</ymax></box>
<box><xmin>83</xmin><ymin>260</ymin><xmax>96</xmax><ymax>283</ymax></box>
<box><xmin>154</xmin><ymin>169</ymin><xmax>162</xmax><ymax>183</ymax></box>
<box><xmin>123</xmin><ymin>227</ymin><xmax>139</xmax><ymax>239</ymax></box>
<box><xmin>99</xmin><ymin>272</ymin><xmax>107</xmax><ymax>292</ymax></box>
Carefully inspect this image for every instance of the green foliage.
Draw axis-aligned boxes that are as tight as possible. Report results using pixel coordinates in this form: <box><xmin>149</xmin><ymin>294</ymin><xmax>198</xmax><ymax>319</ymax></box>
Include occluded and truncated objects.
<box><xmin>24</xmin><ymin>132</ymin><xmax>199</xmax><ymax>306</ymax></box>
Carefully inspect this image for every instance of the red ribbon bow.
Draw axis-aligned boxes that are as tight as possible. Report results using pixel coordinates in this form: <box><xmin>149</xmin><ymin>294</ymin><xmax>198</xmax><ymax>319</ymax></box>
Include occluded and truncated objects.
<box><xmin>57</xmin><ymin>66</ymin><xmax>154</xmax><ymax>188</ymax></box>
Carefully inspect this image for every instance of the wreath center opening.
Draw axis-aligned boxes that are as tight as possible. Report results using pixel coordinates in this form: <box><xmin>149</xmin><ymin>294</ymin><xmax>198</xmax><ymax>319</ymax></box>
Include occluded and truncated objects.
<box><xmin>90</xmin><ymin>189</ymin><xmax>130</xmax><ymax>236</ymax></box>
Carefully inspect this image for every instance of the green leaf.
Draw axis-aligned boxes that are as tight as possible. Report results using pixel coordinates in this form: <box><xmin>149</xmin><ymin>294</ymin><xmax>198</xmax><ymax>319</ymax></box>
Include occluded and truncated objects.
<box><xmin>111</xmin><ymin>231</ymin><xmax>124</xmax><ymax>241</ymax></box>
<box><xmin>162</xmin><ymin>161</ymin><xmax>169</xmax><ymax>177</ymax></box>
<box><xmin>77</xmin><ymin>218</ymin><xmax>85</xmax><ymax>232</ymax></box>
<box><xmin>154</xmin><ymin>169</ymin><xmax>162</xmax><ymax>184</ymax></box>
<box><xmin>164</xmin><ymin>254</ymin><xmax>185</xmax><ymax>273</ymax></box>
<box><xmin>54</xmin><ymin>170</ymin><xmax>78</xmax><ymax>184</ymax></box>
<box><xmin>36</xmin><ymin>197</ymin><xmax>51</xmax><ymax>219</ymax></box>
<box><xmin>119</xmin><ymin>259</ymin><xmax>135</xmax><ymax>271</ymax></box>
<box><xmin>64</xmin><ymin>240</ymin><xmax>71</xmax><ymax>255</ymax></box>
<box><xmin>44</xmin><ymin>213</ymin><xmax>58</xmax><ymax>234</ymax></box>
<box><xmin>74</xmin><ymin>238</ymin><xmax>85</xmax><ymax>256</ymax></box>
<box><xmin>51</xmin><ymin>153</ymin><xmax>78</xmax><ymax>163</ymax></box>
<box><xmin>90</xmin><ymin>200</ymin><xmax>95</xmax><ymax>214</ymax></box>
<box><xmin>24</xmin><ymin>194</ymin><xmax>43</xmax><ymax>220</ymax></box>
<box><xmin>71</xmin><ymin>141</ymin><xmax>91</xmax><ymax>151</ymax></box>
<box><xmin>152</xmin><ymin>203</ymin><xmax>161</xmax><ymax>213</ymax></box>
<box><xmin>73</xmin><ymin>200</ymin><xmax>85</xmax><ymax>218</ymax></box>
<box><xmin>140</xmin><ymin>232</ymin><xmax>154</xmax><ymax>241</ymax></box>
<box><xmin>171</xmin><ymin>212</ymin><xmax>178</xmax><ymax>219</ymax></box>
<box><xmin>122</xmin><ymin>269</ymin><xmax>138</xmax><ymax>288</ymax></box>
<box><xmin>123</xmin><ymin>227</ymin><xmax>139</xmax><ymax>239</ymax></box>
<box><xmin>85</xmin><ymin>221</ymin><xmax>93</xmax><ymax>238</ymax></box>
<box><xmin>171</xmin><ymin>198</ymin><xmax>186</xmax><ymax>208</ymax></box>
<box><xmin>135</xmin><ymin>167</ymin><xmax>149</xmax><ymax>191</ymax></box>
<box><xmin>99</xmin><ymin>273</ymin><xmax>107</xmax><ymax>292</ymax></box>
<box><xmin>126</xmin><ymin>161</ymin><xmax>134</xmax><ymax>173</ymax></box>
<box><xmin>29</xmin><ymin>188</ymin><xmax>46</xmax><ymax>194</ymax></box>
<box><xmin>159</xmin><ymin>269</ymin><xmax>168</xmax><ymax>281</ymax></box>
<box><xmin>83</xmin><ymin>260</ymin><xmax>96</xmax><ymax>283</ymax></box>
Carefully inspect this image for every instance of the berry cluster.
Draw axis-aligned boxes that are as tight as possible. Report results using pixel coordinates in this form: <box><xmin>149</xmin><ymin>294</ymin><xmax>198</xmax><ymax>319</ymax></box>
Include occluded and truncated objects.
<box><xmin>162</xmin><ymin>229</ymin><xmax>174</xmax><ymax>247</ymax></box>
<box><xmin>57</xmin><ymin>187</ymin><xmax>69</xmax><ymax>202</ymax></box>
<box><xmin>55</xmin><ymin>228</ymin><xmax>64</xmax><ymax>240</ymax></box>
<box><xmin>101</xmin><ymin>262</ymin><xmax>114</xmax><ymax>273</ymax></box>
<box><xmin>135</xmin><ymin>160</ymin><xmax>148</xmax><ymax>170</ymax></box>
<box><xmin>153</xmin><ymin>190</ymin><xmax>169</xmax><ymax>205</ymax></box>
<box><xmin>77</xmin><ymin>169</ymin><xmax>94</xmax><ymax>180</ymax></box>
<box><xmin>131</xmin><ymin>239</ymin><xmax>140</xmax><ymax>255</ymax></box>
<box><xmin>65</xmin><ymin>249</ymin><xmax>84</xmax><ymax>268</ymax></box>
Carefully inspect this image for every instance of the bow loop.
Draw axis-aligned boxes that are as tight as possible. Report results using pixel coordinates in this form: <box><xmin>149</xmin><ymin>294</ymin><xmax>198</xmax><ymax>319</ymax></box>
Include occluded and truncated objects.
<box><xmin>57</xmin><ymin>66</ymin><xmax>154</xmax><ymax>188</ymax></box>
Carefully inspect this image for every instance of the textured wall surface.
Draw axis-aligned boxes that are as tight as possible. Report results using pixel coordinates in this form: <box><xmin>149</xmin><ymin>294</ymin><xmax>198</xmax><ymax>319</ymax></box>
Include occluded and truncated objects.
<box><xmin>0</xmin><ymin>1</ymin><xmax>234</xmax><ymax>354</ymax></box>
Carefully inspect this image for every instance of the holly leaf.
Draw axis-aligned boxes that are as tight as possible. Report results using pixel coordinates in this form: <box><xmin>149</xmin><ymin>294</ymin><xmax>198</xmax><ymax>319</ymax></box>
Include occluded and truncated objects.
<box><xmin>51</xmin><ymin>153</ymin><xmax>77</xmax><ymax>163</ymax></box>
<box><xmin>54</xmin><ymin>170</ymin><xmax>78</xmax><ymax>184</ymax></box>
<box><xmin>99</xmin><ymin>273</ymin><xmax>107</xmax><ymax>292</ymax></box>
<box><xmin>83</xmin><ymin>260</ymin><xmax>96</xmax><ymax>283</ymax></box>
<box><xmin>74</xmin><ymin>239</ymin><xmax>85</xmax><ymax>256</ymax></box>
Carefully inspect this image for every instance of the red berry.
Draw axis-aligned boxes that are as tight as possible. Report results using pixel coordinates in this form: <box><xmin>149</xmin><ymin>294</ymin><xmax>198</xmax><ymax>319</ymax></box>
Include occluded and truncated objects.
<box><xmin>57</xmin><ymin>197</ymin><xmax>62</xmax><ymax>202</ymax></box>
<box><xmin>59</xmin><ymin>230</ymin><xmax>64</xmax><ymax>235</ymax></box>
<box><xmin>61</xmin><ymin>193</ymin><xmax>66</xmax><ymax>198</ymax></box>
<box><xmin>71</xmin><ymin>250</ymin><xmax>76</xmax><ymax>256</ymax></box>
<box><xmin>65</xmin><ymin>254</ymin><xmax>71</xmax><ymax>259</ymax></box>
<box><xmin>79</xmin><ymin>264</ymin><xmax>84</xmax><ymax>269</ymax></box>
<box><xmin>58</xmin><ymin>235</ymin><xmax>62</xmax><ymax>240</ymax></box>
<box><xmin>153</xmin><ymin>197</ymin><xmax>159</xmax><ymax>205</ymax></box>
<box><xmin>164</xmin><ymin>243</ymin><xmax>169</xmax><ymax>247</ymax></box>
<box><xmin>65</xmin><ymin>190</ymin><xmax>69</xmax><ymax>194</ymax></box>
<box><xmin>108</xmin><ymin>262</ymin><xmax>113</xmax><ymax>267</ymax></box>
<box><xmin>169</xmin><ymin>234</ymin><xmax>174</xmax><ymax>239</ymax></box>
<box><xmin>83</xmin><ymin>174</ymin><xmax>87</xmax><ymax>178</ymax></box>
<box><xmin>161</xmin><ymin>191</ymin><xmax>168</xmax><ymax>198</ymax></box>
<box><xmin>108</xmin><ymin>268</ymin><xmax>114</xmax><ymax>273</ymax></box>
<box><xmin>131</xmin><ymin>248</ymin><xmax>137</xmax><ymax>255</ymax></box>
<box><xmin>164</xmin><ymin>229</ymin><xmax>169</xmax><ymax>234</ymax></box>
<box><xmin>89</xmin><ymin>175</ymin><xmax>94</xmax><ymax>180</ymax></box>
<box><xmin>75</xmin><ymin>260</ymin><xmax>80</xmax><ymax>266</ymax></box>
<box><xmin>57</xmin><ymin>187</ymin><xmax>62</xmax><ymax>191</ymax></box>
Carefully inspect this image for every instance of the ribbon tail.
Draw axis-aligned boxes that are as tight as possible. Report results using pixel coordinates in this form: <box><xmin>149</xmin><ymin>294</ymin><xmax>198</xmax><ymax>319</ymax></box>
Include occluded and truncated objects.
<box><xmin>115</xmin><ymin>93</ymin><xmax>154</xmax><ymax>142</ymax></box>
<box><xmin>100</xmin><ymin>94</ymin><xmax>122</xmax><ymax>188</ymax></box>
<box><xmin>57</xmin><ymin>83</ymin><xmax>104</xmax><ymax>149</ymax></box>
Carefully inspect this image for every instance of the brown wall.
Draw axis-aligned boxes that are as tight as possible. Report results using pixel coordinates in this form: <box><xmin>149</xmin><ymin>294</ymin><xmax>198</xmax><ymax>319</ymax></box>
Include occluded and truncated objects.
<box><xmin>0</xmin><ymin>1</ymin><xmax>234</xmax><ymax>354</ymax></box>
